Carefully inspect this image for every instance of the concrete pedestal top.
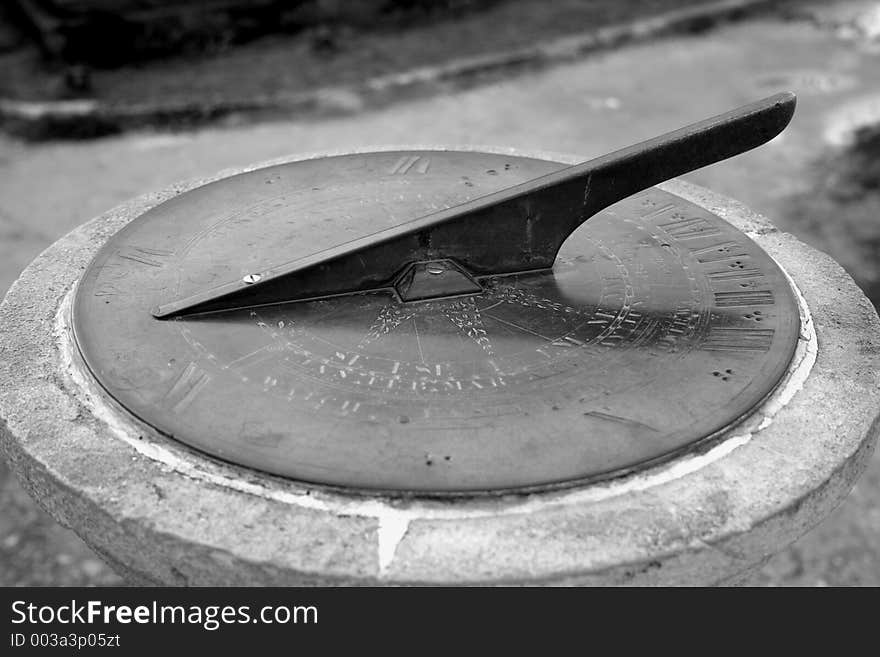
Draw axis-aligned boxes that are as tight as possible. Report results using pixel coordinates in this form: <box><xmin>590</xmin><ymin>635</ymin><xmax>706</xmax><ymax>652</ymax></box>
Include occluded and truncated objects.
<box><xmin>2</xmin><ymin>148</ymin><xmax>879</xmax><ymax>586</ymax></box>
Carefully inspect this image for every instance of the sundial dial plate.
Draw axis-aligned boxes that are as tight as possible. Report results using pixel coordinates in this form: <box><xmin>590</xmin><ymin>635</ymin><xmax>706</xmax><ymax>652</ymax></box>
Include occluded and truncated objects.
<box><xmin>72</xmin><ymin>150</ymin><xmax>800</xmax><ymax>494</ymax></box>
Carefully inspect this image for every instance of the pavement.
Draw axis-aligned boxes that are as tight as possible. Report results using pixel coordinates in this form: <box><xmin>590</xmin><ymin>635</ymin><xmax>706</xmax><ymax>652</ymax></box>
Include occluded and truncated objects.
<box><xmin>2</xmin><ymin>0</ymin><xmax>880</xmax><ymax>585</ymax></box>
<box><xmin>0</xmin><ymin>0</ymin><xmax>765</xmax><ymax>138</ymax></box>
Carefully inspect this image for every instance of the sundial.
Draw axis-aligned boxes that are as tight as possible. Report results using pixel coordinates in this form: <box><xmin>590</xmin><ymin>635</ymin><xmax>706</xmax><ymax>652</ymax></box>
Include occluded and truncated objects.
<box><xmin>2</xmin><ymin>91</ymin><xmax>879</xmax><ymax>585</ymax></box>
<box><xmin>72</xmin><ymin>93</ymin><xmax>799</xmax><ymax>494</ymax></box>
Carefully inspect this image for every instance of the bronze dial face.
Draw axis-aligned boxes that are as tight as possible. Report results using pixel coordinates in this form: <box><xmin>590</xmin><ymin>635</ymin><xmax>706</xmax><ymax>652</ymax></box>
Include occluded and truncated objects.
<box><xmin>72</xmin><ymin>151</ymin><xmax>799</xmax><ymax>495</ymax></box>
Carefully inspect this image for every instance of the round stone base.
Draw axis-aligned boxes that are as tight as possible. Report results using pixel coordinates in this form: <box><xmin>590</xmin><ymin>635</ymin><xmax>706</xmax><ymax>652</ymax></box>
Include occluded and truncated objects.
<box><xmin>2</xmin><ymin>148</ymin><xmax>879</xmax><ymax>586</ymax></box>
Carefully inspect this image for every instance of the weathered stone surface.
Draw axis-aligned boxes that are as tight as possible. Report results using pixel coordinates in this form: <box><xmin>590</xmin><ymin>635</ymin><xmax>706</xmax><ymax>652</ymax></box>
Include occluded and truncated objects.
<box><xmin>1</xmin><ymin>148</ymin><xmax>878</xmax><ymax>585</ymax></box>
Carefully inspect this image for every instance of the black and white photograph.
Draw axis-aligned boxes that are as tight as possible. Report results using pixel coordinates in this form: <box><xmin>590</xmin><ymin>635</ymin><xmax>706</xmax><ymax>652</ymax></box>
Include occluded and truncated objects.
<box><xmin>1</xmin><ymin>0</ymin><xmax>879</xmax><ymax>620</ymax></box>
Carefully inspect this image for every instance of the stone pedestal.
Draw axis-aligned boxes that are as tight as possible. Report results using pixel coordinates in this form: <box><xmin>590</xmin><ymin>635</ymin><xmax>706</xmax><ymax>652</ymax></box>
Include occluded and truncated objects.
<box><xmin>2</xmin><ymin>148</ymin><xmax>878</xmax><ymax>585</ymax></box>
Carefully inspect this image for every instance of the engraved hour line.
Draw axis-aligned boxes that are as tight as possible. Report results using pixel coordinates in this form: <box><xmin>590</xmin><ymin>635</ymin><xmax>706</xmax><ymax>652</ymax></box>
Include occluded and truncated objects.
<box><xmin>223</xmin><ymin>344</ymin><xmax>275</xmax><ymax>371</ymax></box>
<box><xmin>389</xmin><ymin>155</ymin><xmax>430</xmax><ymax>175</ymax></box>
<box><xmin>163</xmin><ymin>362</ymin><xmax>210</xmax><ymax>413</ymax></box>
<box><xmin>484</xmin><ymin>313</ymin><xmax>553</xmax><ymax>341</ymax></box>
<box><xmin>701</xmin><ymin>327</ymin><xmax>775</xmax><ymax>352</ymax></box>
<box><xmin>583</xmin><ymin>411</ymin><xmax>658</xmax><ymax>432</ymax></box>
<box><xmin>116</xmin><ymin>245</ymin><xmax>173</xmax><ymax>267</ymax></box>
<box><xmin>297</xmin><ymin>301</ymin><xmax>348</xmax><ymax>328</ymax></box>
<box><xmin>413</xmin><ymin>317</ymin><xmax>426</xmax><ymax>364</ymax></box>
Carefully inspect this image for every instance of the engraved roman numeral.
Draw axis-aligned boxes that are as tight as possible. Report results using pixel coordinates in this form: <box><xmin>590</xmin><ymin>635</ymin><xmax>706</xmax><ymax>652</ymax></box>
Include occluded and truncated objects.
<box><xmin>707</xmin><ymin>267</ymin><xmax>764</xmax><ymax>281</ymax></box>
<box><xmin>688</xmin><ymin>241</ymin><xmax>748</xmax><ymax>263</ymax></box>
<box><xmin>701</xmin><ymin>327</ymin><xmax>775</xmax><ymax>352</ymax></box>
<box><xmin>163</xmin><ymin>362</ymin><xmax>210</xmax><ymax>413</ymax></box>
<box><xmin>640</xmin><ymin>202</ymin><xmax>677</xmax><ymax>219</ymax></box>
<box><xmin>116</xmin><ymin>245</ymin><xmax>174</xmax><ymax>267</ymax></box>
<box><xmin>713</xmin><ymin>290</ymin><xmax>774</xmax><ymax>307</ymax></box>
<box><xmin>93</xmin><ymin>283</ymin><xmax>122</xmax><ymax>296</ymax></box>
<box><xmin>389</xmin><ymin>155</ymin><xmax>430</xmax><ymax>175</ymax></box>
<box><xmin>657</xmin><ymin>216</ymin><xmax>722</xmax><ymax>240</ymax></box>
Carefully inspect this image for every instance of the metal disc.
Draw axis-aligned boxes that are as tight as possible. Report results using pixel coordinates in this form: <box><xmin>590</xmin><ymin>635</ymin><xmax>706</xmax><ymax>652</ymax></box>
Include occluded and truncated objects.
<box><xmin>72</xmin><ymin>150</ymin><xmax>800</xmax><ymax>495</ymax></box>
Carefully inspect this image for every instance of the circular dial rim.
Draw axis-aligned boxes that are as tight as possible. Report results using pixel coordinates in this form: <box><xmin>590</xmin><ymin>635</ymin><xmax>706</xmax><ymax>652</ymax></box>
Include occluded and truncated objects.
<box><xmin>71</xmin><ymin>150</ymin><xmax>800</xmax><ymax>495</ymax></box>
